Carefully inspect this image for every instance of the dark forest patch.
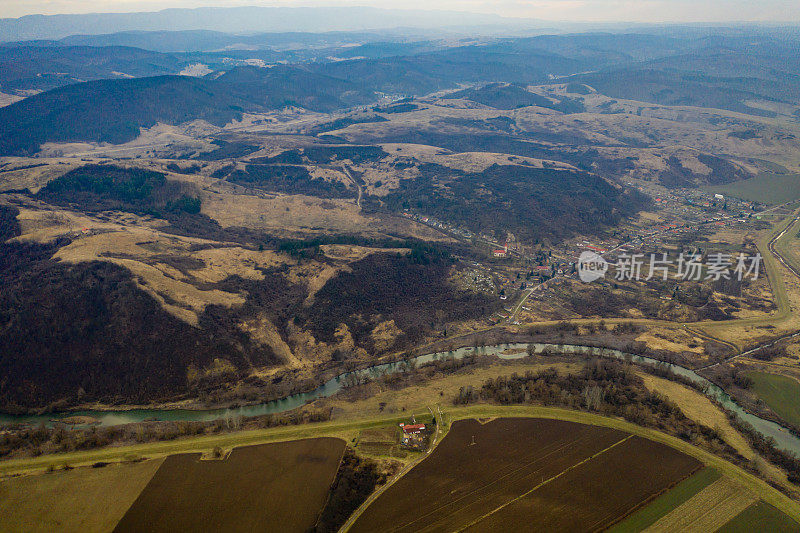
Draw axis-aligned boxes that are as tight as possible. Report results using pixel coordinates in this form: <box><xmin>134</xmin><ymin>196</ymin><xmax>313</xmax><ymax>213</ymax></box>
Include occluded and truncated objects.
<box><xmin>37</xmin><ymin>164</ymin><xmax>202</xmax><ymax>217</ymax></box>
<box><xmin>309</xmin><ymin>115</ymin><xmax>388</xmax><ymax>135</ymax></box>
<box><xmin>0</xmin><ymin>204</ymin><xmax>20</xmax><ymax>241</ymax></box>
<box><xmin>374</xmin><ymin>103</ymin><xmax>419</xmax><ymax>114</ymax></box>
<box><xmin>196</xmin><ymin>140</ymin><xmax>261</xmax><ymax>161</ymax></box>
<box><xmin>659</xmin><ymin>156</ymin><xmax>696</xmax><ymax>188</ymax></box>
<box><xmin>382</xmin><ymin>163</ymin><xmax>649</xmax><ymax>243</ymax></box>
<box><xmin>0</xmin><ymin>239</ymin><xmax>282</xmax><ymax>410</ymax></box>
<box><xmin>697</xmin><ymin>154</ymin><xmax>750</xmax><ymax>185</ymax></box>
<box><xmin>227</xmin><ymin>164</ymin><xmax>355</xmax><ymax>199</ymax></box>
<box><xmin>301</xmin><ymin>250</ymin><xmax>497</xmax><ymax>354</ymax></box>
<box><xmin>445</xmin><ymin>83</ymin><xmax>585</xmax><ymax>113</ymax></box>
<box><xmin>313</xmin><ymin>448</ymin><xmax>390</xmax><ymax>532</ymax></box>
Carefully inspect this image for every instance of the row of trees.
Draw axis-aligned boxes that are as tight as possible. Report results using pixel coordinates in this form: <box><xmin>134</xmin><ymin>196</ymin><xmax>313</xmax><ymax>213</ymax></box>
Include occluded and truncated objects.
<box><xmin>454</xmin><ymin>358</ymin><xmax>735</xmax><ymax>456</ymax></box>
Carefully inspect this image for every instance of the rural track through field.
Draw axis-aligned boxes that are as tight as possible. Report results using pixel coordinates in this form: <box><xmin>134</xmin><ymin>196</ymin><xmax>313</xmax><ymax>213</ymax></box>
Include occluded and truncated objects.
<box><xmin>452</xmin><ymin>435</ymin><xmax>635</xmax><ymax>532</ymax></box>
<box><xmin>341</xmin><ymin>165</ymin><xmax>362</xmax><ymax>208</ymax></box>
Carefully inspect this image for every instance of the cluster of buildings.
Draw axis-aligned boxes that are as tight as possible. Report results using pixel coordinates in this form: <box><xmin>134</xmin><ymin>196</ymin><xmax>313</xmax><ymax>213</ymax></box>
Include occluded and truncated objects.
<box><xmin>399</xmin><ymin>422</ymin><xmax>428</xmax><ymax>449</ymax></box>
<box><xmin>401</xmin><ymin>211</ymin><xmax>475</xmax><ymax>241</ymax></box>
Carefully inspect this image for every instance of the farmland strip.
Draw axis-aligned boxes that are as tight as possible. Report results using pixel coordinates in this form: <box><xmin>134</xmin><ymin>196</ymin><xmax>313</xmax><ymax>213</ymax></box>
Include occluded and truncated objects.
<box><xmin>644</xmin><ymin>478</ymin><xmax>757</xmax><ymax>533</ymax></box>
<box><xmin>607</xmin><ymin>467</ymin><xmax>722</xmax><ymax>532</ymax></box>
<box><xmin>717</xmin><ymin>501</ymin><xmax>800</xmax><ymax>533</ymax></box>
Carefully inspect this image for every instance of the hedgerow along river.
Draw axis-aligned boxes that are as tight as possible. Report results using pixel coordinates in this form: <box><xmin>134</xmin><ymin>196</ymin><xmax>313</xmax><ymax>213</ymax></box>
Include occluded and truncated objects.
<box><xmin>2</xmin><ymin>343</ymin><xmax>799</xmax><ymax>455</ymax></box>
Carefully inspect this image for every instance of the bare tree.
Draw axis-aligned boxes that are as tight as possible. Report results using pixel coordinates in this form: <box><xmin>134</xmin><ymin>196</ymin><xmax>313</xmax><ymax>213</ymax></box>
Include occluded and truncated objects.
<box><xmin>582</xmin><ymin>385</ymin><xmax>604</xmax><ymax>410</ymax></box>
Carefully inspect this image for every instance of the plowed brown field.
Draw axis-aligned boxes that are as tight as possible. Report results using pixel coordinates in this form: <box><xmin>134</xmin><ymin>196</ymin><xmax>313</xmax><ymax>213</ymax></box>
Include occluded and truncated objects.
<box><xmin>114</xmin><ymin>437</ymin><xmax>345</xmax><ymax>533</ymax></box>
<box><xmin>350</xmin><ymin>418</ymin><xmax>701</xmax><ymax>533</ymax></box>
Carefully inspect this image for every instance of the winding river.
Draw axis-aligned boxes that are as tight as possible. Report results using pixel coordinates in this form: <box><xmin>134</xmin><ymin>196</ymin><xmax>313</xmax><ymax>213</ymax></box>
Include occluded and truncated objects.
<box><xmin>2</xmin><ymin>343</ymin><xmax>799</xmax><ymax>455</ymax></box>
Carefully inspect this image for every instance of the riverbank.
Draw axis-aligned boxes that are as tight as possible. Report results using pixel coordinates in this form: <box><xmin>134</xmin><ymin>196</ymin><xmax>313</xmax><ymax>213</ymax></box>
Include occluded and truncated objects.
<box><xmin>3</xmin><ymin>340</ymin><xmax>800</xmax><ymax>457</ymax></box>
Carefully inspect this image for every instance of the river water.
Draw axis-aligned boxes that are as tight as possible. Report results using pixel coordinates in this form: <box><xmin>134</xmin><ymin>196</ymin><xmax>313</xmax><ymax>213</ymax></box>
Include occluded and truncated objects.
<box><xmin>2</xmin><ymin>343</ymin><xmax>799</xmax><ymax>455</ymax></box>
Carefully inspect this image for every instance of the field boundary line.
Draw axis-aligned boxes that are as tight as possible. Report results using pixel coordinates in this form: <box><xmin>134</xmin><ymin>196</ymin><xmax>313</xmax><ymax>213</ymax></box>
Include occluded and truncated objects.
<box><xmin>453</xmin><ymin>435</ymin><xmax>634</xmax><ymax>532</ymax></box>
<box><xmin>385</xmin><ymin>433</ymin><xmax>610</xmax><ymax>532</ymax></box>
<box><xmin>312</xmin><ymin>442</ymin><xmax>349</xmax><ymax>532</ymax></box>
<box><xmin>643</xmin><ymin>477</ymin><xmax>756</xmax><ymax>533</ymax></box>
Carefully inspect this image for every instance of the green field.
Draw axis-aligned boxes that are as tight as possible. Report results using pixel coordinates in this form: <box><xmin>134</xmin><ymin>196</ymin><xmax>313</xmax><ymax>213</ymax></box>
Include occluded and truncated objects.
<box><xmin>608</xmin><ymin>467</ymin><xmax>721</xmax><ymax>532</ymax></box>
<box><xmin>746</xmin><ymin>371</ymin><xmax>800</xmax><ymax>428</ymax></box>
<box><xmin>704</xmin><ymin>173</ymin><xmax>800</xmax><ymax>204</ymax></box>
<box><xmin>719</xmin><ymin>501</ymin><xmax>800</xmax><ymax>533</ymax></box>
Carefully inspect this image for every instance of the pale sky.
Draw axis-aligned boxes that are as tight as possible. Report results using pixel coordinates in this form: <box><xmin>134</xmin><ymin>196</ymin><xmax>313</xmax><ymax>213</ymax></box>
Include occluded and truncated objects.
<box><xmin>2</xmin><ymin>0</ymin><xmax>800</xmax><ymax>22</ymax></box>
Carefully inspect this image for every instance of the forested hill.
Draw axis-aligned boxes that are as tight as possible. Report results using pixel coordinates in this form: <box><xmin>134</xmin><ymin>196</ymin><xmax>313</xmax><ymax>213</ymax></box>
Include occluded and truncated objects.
<box><xmin>0</xmin><ymin>76</ymin><xmax>250</xmax><ymax>156</ymax></box>
<box><xmin>1</xmin><ymin>31</ymin><xmax>799</xmax><ymax>155</ymax></box>
<box><xmin>0</xmin><ymin>66</ymin><xmax>375</xmax><ymax>156</ymax></box>
<box><xmin>0</xmin><ymin>43</ymin><xmax>588</xmax><ymax>155</ymax></box>
<box><xmin>0</xmin><ymin>45</ymin><xmax>189</xmax><ymax>93</ymax></box>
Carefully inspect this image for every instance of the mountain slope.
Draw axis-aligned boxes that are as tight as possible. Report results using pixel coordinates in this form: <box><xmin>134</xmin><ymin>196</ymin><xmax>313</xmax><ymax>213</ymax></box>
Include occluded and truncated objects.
<box><xmin>0</xmin><ymin>66</ymin><xmax>376</xmax><ymax>155</ymax></box>
<box><xmin>0</xmin><ymin>45</ymin><xmax>188</xmax><ymax>93</ymax></box>
<box><xmin>0</xmin><ymin>75</ymin><xmax>250</xmax><ymax>155</ymax></box>
<box><xmin>0</xmin><ymin>6</ymin><xmax>526</xmax><ymax>42</ymax></box>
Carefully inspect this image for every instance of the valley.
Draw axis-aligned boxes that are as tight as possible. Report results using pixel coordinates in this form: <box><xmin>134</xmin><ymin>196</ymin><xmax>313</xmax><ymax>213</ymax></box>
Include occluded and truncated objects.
<box><xmin>2</xmin><ymin>15</ymin><xmax>800</xmax><ymax>532</ymax></box>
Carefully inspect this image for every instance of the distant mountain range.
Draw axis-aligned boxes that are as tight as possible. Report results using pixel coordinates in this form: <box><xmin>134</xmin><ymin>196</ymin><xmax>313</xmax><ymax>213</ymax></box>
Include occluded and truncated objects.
<box><xmin>1</xmin><ymin>29</ymin><xmax>799</xmax><ymax>156</ymax></box>
<box><xmin>4</xmin><ymin>30</ymin><xmax>429</xmax><ymax>53</ymax></box>
<box><xmin>0</xmin><ymin>6</ymin><xmax>543</xmax><ymax>42</ymax></box>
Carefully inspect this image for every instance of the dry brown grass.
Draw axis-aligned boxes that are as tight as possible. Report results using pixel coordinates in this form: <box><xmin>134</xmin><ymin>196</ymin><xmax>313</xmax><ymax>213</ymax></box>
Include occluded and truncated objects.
<box><xmin>189</xmin><ymin>246</ymin><xmax>290</xmax><ymax>283</ymax></box>
<box><xmin>38</xmin><ymin>122</ymin><xmax>218</xmax><ymax>159</ymax></box>
<box><xmin>639</xmin><ymin>374</ymin><xmax>753</xmax><ymax>460</ymax></box>
<box><xmin>636</xmin><ymin>328</ymin><xmax>705</xmax><ymax>355</ymax></box>
<box><xmin>201</xmin><ymin>190</ymin><xmax>371</xmax><ymax>235</ymax></box>
<box><xmin>0</xmin><ymin>159</ymin><xmax>83</xmax><ymax>192</ymax></box>
<box><xmin>52</xmin><ymin>231</ymin><xmax>247</xmax><ymax>325</ymax></box>
<box><xmin>240</xmin><ymin>314</ymin><xmax>302</xmax><ymax>370</ymax></box>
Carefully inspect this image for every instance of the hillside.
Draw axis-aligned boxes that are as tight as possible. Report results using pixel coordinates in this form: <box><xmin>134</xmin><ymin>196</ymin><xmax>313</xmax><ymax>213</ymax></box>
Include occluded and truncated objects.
<box><xmin>572</xmin><ymin>43</ymin><xmax>800</xmax><ymax>116</ymax></box>
<box><xmin>0</xmin><ymin>76</ymin><xmax>250</xmax><ymax>155</ymax></box>
<box><xmin>1</xmin><ymin>27</ymin><xmax>798</xmax><ymax>413</ymax></box>
<box><xmin>313</xmin><ymin>44</ymin><xmax>588</xmax><ymax>95</ymax></box>
<box><xmin>0</xmin><ymin>45</ymin><xmax>188</xmax><ymax>93</ymax></box>
<box><xmin>0</xmin><ymin>66</ymin><xmax>375</xmax><ymax>155</ymax></box>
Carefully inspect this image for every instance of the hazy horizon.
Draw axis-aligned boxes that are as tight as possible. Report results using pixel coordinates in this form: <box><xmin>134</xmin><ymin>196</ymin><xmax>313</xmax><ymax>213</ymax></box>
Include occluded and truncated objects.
<box><xmin>3</xmin><ymin>0</ymin><xmax>800</xmax><ymax>24</ymax></box>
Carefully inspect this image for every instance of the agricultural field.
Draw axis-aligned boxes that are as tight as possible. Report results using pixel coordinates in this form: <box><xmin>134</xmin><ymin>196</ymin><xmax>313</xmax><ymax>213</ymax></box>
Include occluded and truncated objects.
<box><xmin>114</xmin><ymin>438</ymin><xmax>345</xmax><ymax>533</ymax></box>
<box><xmin>745</xmin><ymin>371</ymin><xmax>800</xmax><ymax>428</ymax></box>
<box><xmin>608</xmin><ymin>467</ymin><xmax>722</xmax><ymax>532</ymax></box>
<box><xmin>614</xmin><ymin>468</ymin><xmax>800</xmax><ymax>533</ymax></box>
<box><xmin>636</xmin><ymin>476</ymin><xmax>757</xmax><ymax>532</ymax></box>
<box><xmin>349</xmin><ymin>418</ymin><xmax>702</xmax><ymax>532</ymax></box>
<box><xmin>719</xmin><ymin>501</ymin><xmax>800</xmax><ymax>533</ymax></box>
<box><xmin>357</xmin><ymin>426</ymin><xmax>406</xmax><ymax>457</ymax></box>
<box><xmin>0</xmin><ymin>458</ymin><xmax>163</xmax><ymax>533</ymax></box>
